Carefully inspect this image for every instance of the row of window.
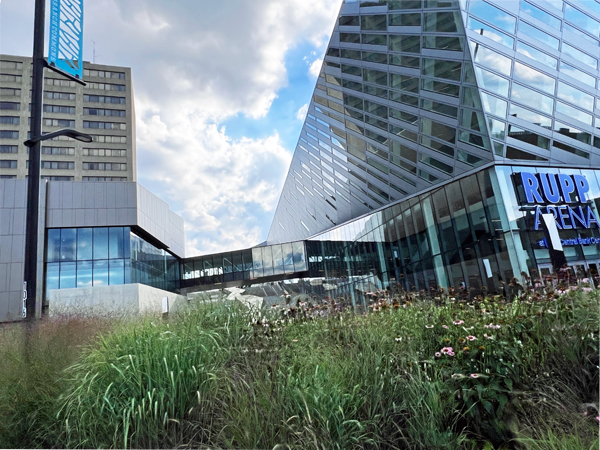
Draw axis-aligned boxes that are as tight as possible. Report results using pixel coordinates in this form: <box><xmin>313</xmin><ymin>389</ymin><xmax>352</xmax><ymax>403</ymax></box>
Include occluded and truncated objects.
<box><xmin>0</xmin><ymin>147</ymin><xmax>126</xmax><ymax>157</ymax></box>
<box><xmin>83</xmin><ymin>69</ymin><xmax>125</xmax><ymax>79</ymax></box>
<box><xmin>339</xmin><ymin>10</ymin><xmax>462</xmax><ymax>33</ymax></box>
<box><xmin>0</xmin><ymin>88</ymin><xmax>20</xmax><ymax>97</ymax></box>
<box><xmin>0</xmin><ymin>60</ymin><xmax>23</xmax><ymax>70</ymax></box>
<box><xmin>0</xmin><ymin>160</ymin><xmax>128</xmax><ymax>171</ymax></box>
<box><xmin>83</xmin><ymin>121</ymin><xmax>126</xmax><ymax>130</ymax></box>
<box><xmin>85</xmin><ymin>82</ymin><xmax>126</xmax><ymax>91</ymax></box>
<box><xmin>0</xmin><ymin>74</ymin><xmax>22</xmax><ymax>83</ymax></box>
<box><xmin>1</xmin><ymin>96</ymin><xmax>127</xmax><ymax>107</ymax></box>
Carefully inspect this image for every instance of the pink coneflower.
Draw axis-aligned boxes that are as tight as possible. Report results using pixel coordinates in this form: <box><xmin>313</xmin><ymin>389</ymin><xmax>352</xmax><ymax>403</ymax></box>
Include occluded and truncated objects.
<box><xmin>453</xmin><ymin>320</ymin><xmax>464</xmax><ymax>325</ymax></box>
<box><xmin>441</xmin><ymin>346</ymin><xmax>453</xmax><ymax>354</ymax></box>
<box><xmin>425</xmin><ymin>325</ymin><xmax>434</xmax><ymax>329</ymax></box>
<box><xmin>442</xmin><ymin>324</ymin><xmax>448</xmax><ymax>329</ymax></box>
<box><xmin>470</xmin><ymin>373</ymin><xmax>479</xmax><ymax>378</ymax></box>
<box><xmin>434</xmin><ymin>352</ymin><xmax>441</xmax><ymax>357</ymax></box>
<box><xmin>448</xmin><ymin>351</ymin><xmax>455</xmax><ymax>356</ymax></box>
<box><xmin>466</xmin><ymin>335</ymin><xmax>477</xmax><ymax>341</ymax></box>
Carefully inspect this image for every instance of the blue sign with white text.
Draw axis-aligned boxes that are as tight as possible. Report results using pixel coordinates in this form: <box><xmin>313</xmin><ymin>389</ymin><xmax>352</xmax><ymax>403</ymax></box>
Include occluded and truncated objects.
<box><xmin>49</xmin><ymin>0</ymin><xmax>84</xmax><ymax>79</ymax></box>
<box><xmin>517</xmin><ymin>172</ymin><xmax>600</xmax><ymax>230</ymax></box>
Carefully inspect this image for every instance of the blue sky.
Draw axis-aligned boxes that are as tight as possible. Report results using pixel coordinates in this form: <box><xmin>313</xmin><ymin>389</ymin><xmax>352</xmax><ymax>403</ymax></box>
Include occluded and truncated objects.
<box><xmin>0</xmin><ymin>0</ymin><xmax>341</xmax><ymax>256</ymax></box>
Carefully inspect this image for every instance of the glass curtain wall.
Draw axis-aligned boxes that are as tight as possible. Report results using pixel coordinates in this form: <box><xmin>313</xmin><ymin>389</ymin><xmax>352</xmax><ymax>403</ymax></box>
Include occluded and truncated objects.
<box><xmin>181</xmin><ymin>241</ymin><xmax>307</xmax><ymax>287</ymax></box>
<box><xmin>304</xmin><ymin>165</ymin><xmax>600</xmax><ymax>303</ymax></box>
<box><xmin>130</xmin><ymin>233</ymin><xmax>181</xmax><ymax>292</ymax></box>
<box><xmin>45</xmin><ymin>227</ymin><xmax>131</xmax><ymax>298</ymax></box>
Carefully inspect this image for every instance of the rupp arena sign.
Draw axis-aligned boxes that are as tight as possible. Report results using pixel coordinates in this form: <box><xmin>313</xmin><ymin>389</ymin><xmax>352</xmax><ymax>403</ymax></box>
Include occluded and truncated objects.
<box><xmin>516</xmin><ymin>172</ymin><xmax>600</xmax><ymax>230</ymax></box>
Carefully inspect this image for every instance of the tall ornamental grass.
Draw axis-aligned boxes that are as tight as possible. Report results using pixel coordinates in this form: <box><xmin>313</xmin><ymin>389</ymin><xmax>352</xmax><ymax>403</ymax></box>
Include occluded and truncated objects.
<box><xmin>0</xmin><ymin>289</ymin><xmax>597</xmax><ymax>449</ymax></box>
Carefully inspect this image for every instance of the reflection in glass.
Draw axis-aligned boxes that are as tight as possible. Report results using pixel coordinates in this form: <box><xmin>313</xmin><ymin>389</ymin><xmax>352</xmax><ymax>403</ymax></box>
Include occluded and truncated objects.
<box><xmin>109</xmin><ymin>259</ymin><xmax>125</xmax><ymax>285</ymax></box>
<box><xmin>518</xmin><ymin>20</ymin><xmax>559</xmax><ymax>50</ymax></box>
<box><xmin>516</xmin><ymin>41</ymin><xmax>557</xmax><ymax>69</ymax></box>
<box><xmin>60</xmin><ymin>261</ymin><xmax>76</xmax><ymax>289</ymax></box>
<box><xmin>557</xmin><ymin>82</ymin><xmax>593</xmax><ymax>112</ymax></box>
<box><xmin>561</xmin><ymin>43</ymin><xmax>597</xmax><ymax>70</ymax></box>
<box><xmin>511</xmin><ymin>83</ymin><xmax>553</xmax><ymax>115</ymax></box>
<box><xmin>46</xmin><ymin>262</ymin><xmax>59</xmax><ymax>291</ymax></box>
<box><xmin>467</xmin><ymin>17</ymin><xmax>514</xmax><ymax>48</ymax></box>
<box><xmin>564</xmin><ymin>4</ymin><xmax>600</xmax><ymax>36</ymax></box>
<box><xmin>61</xmin><ymin>229</ymin><xmax>76</xmax><ymax>261</ymax></box>
<box><xmin>93</xmin><ymin>260</ymin><xmax>109</xmax><ymax>286</ymax></box>
<box><xmin>480</xmin><ymin>92</ymin><xmax>507</xmax><ymax>117</ymax></box>
<box><xmin>470</xmin><ymin>0</ymin><xmax>516</xmax><ymax>33</ymax></box>
<box><xmin>470</xmin><ymin>42</ymin><xmax>512</xmax><ymax>75</ymax></box>
<box><xmin>93</xmin><ymin>228</ymin><xmax>108</xmax><ymax>260</ymax></box>
<box><xmin>513</xmin><ymin>62</ymin><xmax>555</xmax><ymax>95</ymax></box>
<box><xmin>77</xmin><ymin>261</ymin><xmax>92</xmax><ymax>287</ymax></box>
<box><xmin>474</xmin><ymin>66</ymin><xmax>509</xmax><ymax>97</ymax></box>
<box><xmin>77</xmin><ymin>228</ymin><xmax>93</xmax><ymax>260</ymax></box>
<box><xmin>47</xmin><ymin>229</ymin><xmax>61</xmax><ymax>262</ymax></box>
<box><xmin>520</xmin><ymin>0</ymin><xmax>561</xmax><ymax>29</ymax></box>
<box><xmin>559</xmin><ymin>62</ymin><xmax>595</xmax><ymax>88</ymax></box>
<box><xmin>556</xmin><ymin>102</ymin><xmax>592</xmax><ymax>126</ymax></box>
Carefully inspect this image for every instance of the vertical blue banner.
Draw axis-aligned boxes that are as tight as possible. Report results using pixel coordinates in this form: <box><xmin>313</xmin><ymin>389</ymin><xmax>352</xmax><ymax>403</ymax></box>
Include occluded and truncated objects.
<box><xmin>48</xmin><ymin>0</ymin><xmax>84</xmax><ymax>79</ymax></box>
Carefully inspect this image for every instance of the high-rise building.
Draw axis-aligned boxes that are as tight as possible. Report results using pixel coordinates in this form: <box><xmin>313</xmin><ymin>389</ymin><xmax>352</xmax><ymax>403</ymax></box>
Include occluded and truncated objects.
<box><xmin>0</xmin><ymin>55</ymin><xmax>136</xmax><ymax>182</ymax></box>
<box><xmin>268</xmin><ymin>0</ymin><xmax>600</xmax><ymax>245</ymax></box>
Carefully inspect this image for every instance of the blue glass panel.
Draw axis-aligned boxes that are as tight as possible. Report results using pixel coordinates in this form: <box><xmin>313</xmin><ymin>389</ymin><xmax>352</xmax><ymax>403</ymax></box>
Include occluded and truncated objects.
<box><xmin>77</xmin><ymin>228</ymin><xmax>93</xmax><ymax>261</ymax></box>
<box><xmin>60</xmin><ymin>228</ymin><xmax>76</xmax><ymax>261</ymax></box>
<box><xmin>470</xmin><ymin>0</ymin><xmax>516</xmax><ymax>33</ymax></box>
<box><xmin>124</xmin><ymin>259</ymin><xmax>131</xmax><ymax>284</ymax></box>
<box><xmin>109</xmin><ymin>227</ymin><xmax>125</xmax><ymax>259</ymax></box>
<box><xmin>124</xmin><ymin>227</ymin><xmax>131</xmax><ymax>259</ymax></box>
<box><xmin>293</xmin><ymin>241</ymin><xmax>307</xmax><ymax>272</ymax></box>
<box><xmin>93</xmin><ymin>228</ymin><xmax>109</xmax><ymax>260</ymax></box>
<box><xmin>47</xmin><ymin>229</ymin><xmax>61</xmax><ymax>262</ymax></box>
<box><xmin>93</xmin><ymin>260</ymin><xmax>109</xmax><ymax>286</ymax></box>
<box><xmin>109</xmin><ymin>259</ymin><xmax>125</xmax><ymax>285</ymax></box>
<box><xmin>76</xmin><ymin>261</ymin><xmax>92</xmax><ymax>287</ymax></box>
<box><xmin>46</xmin><ymin>262</ymin><xmax>59</xmax><ymax>291</ymax></box>
<box><xmin>60</xmin><ymin>261</ymin><xmax>76</xmax><ymax>288</ymax></box>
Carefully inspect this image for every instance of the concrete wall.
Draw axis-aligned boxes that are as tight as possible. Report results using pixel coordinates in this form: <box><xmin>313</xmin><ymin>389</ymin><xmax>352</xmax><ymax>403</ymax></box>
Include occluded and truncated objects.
<box><xmin>46</xmin><ymin>181</ymin><xmax>185</xmax><ymax>257</ymax></box>
<box><xmin>48</xmin><ymin>283</ymin><xmax>187</xmax><ymax>318</ymax></box>
<box><xmin>0</xmin><ymin>179</ymin><xmax>46</xmax><ymax>322</ymax></box>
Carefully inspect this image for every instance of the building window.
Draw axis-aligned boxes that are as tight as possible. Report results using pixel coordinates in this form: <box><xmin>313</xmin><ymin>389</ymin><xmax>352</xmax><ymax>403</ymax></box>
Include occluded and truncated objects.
<box><xmin>83</xmin><ymin>121</ymin><xmax>126</xmax><ymax>130</ymax></box>
<box><xmin>82</xmin><ymin>176</ymin><xmax>127</xmax><ymax>181</ymax></box>
<box><xmin>83</xmin><ymin>95</ymin><xmax>126</xmax><ymax>104</ymax></box>
<box><xmin>0</xmin><ymin>88</ymin><xmax>21</xmax><ymax>97</ymax></box>
<box><xmin>0</xmin><ymin>175</ymin><xmax>16</xmax><ymax>179</ymax></box>
<box><xmin>85</xmin><ymin>82</ymin><xmax>126</xmax><ymax>91</ymax></box>
<box><xmin>0</xmin><ymin>145</ymin><xmax>18</xmax><ymax>153</ymax></box>
<box><xmin>0</xmin><ymin>74</ymin><xmax>22</xmax><ymax>83</ymax></box>
<box><xmin>0</xmin><ymin>130</ymin><xmax>19</xmax><ymax>139</ymax></box>
<box><xmin>83</xmin><ymin>148</ymin><xmax>127</xmax><ymax>157</ymax></box>
<box><xmin>0</xmin><ymin>160</ymin><xmax>17</xmax><ymax>168</ymax></box>
<box><xmin>0</xmin><ymin>102</ymin><xmax>20</xmax><ymax>110</ymax></box>
<box><xmin>0</xmin><ymin>60</ymin><xmax>23</xmax><ymax>70</ymax></box>
<box><xmin>83</xmin><ymin>162</ymin><xmax>127</xmax><ymax>171</ymax></box>
<box><xmin>34</xmin><ymin>161</ymin><xmax>75</xmax><ymax>170</ymax></box>
<box><xmin>42</xmin><ymin>176</ymin><xmax>74</xmax><ymax>181</ymax></box>
<box><xmin>84</xmin><ymin>69</ymin><xmax>125</xmax><ymax>79</ymax></box>
<box><xmin>44</xmin><ymin>105</ymin><xmax>76</xmax><ymax>114</ymax></box>
<box><xmin>90</xmin><ymin>135</ymin><xmax>127</xmax><ymax>144</ymax></box>
<box><xmin>45</xmin><ymin>78</ymin><xmax>76</xmax><ymax>87</ymax></box>
<box><xmin>42</xmin><ymin>146</ymin><xmax>75</xmax><ymax>155</ymax></box>
<box><xmin>45</xmin><ymin>91</ymin><xmax>76</xmax><ymax>101</ymax></box>
<box><xmin>0</xmin><ymin>116</ymin><xmax>20</xmax><ymax>125</ymax></box>
<box><xmin>83</xmin><ymin>108</ymin><xmax>126</xmax><ymax>117</ymax></box>
<box><xmin>44</xmin><ymin>118</ymin><xmax>76</xmax><ymax>127</ymax></box>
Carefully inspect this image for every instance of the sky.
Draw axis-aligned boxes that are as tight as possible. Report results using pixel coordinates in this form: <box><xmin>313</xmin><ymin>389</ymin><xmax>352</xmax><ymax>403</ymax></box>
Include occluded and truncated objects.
<box><xmin>0</xmin><ymin>0</ymin><xmax>341</xmax><ymax>256</ymax></box>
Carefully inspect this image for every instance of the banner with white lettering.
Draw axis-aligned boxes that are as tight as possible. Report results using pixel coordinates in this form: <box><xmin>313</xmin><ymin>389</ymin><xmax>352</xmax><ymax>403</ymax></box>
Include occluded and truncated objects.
<box><xmin>48</xmin><ymin>0</ymin><xmax>84</xmax><ymax>79</ymax></box>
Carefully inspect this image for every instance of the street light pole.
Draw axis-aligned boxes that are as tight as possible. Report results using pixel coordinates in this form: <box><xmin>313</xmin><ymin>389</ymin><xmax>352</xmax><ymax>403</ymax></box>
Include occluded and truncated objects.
<box><xmin>23</xmin><ymin>0</ymin><xmax>47</xmax><ymax>320</ymax></box>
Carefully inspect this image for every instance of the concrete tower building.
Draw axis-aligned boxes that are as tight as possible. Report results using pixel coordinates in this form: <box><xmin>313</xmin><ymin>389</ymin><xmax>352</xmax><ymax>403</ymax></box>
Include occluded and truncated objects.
<box><xmin>0</xmin><ymin>55</ymin><xmax>136</xmax><ymax>182</ymax></box>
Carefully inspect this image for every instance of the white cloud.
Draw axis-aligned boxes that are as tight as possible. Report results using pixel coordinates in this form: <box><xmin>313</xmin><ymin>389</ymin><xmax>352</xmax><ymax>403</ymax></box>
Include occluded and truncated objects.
<box><xmin>296</xmin><ymin>103</ymin><xmax>309</xmax><ymax>121</ymax></box>
<box><xmin>0</xmin><ymin>0</ymin><xmax>342</xmax><ymax>255</ymax></box>
<box><xmin>309</xmin><ymin>58</ymin><xmax>323</xmax><ymax>78</ymax></box>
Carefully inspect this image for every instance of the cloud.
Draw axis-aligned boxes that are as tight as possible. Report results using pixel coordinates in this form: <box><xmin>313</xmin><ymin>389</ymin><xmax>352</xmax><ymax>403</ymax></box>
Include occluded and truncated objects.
<box><xmin>309</xmin><ymin>58</ymin><xmax>323</xmax><ymax>78</ymax></box>
<box><xmin>296</xmin><ymin>103</ymin><xmax>309</xmax><ymax>121</ymax></box>
<box><xmin>0</xmin><ymin>0</ymin><xmax>342</xmax><ymax>255</ymax></box>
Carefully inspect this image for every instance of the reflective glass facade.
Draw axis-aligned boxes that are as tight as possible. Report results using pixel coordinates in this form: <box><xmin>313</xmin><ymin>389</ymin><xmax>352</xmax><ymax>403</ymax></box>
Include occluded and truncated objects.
<box><xmin>267</xmin><ymin>0</ymin><xmax>600</xmax><ymax>245</ymax></box>
<box><xmin>302</xmin><ymin>165</ymin><xmax>600</xmax><ymax>303</ymax></box>
<box><xmin>45</xmin><ymin>227</ymin><xmax>180</xmax><ymax>297</ymax></box>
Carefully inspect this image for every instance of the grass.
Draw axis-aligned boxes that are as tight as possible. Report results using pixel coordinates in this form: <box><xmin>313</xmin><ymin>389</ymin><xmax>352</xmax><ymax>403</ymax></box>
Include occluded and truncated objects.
<box><xmin>0</xmin><ymin>289</ymin><xmax>598</xmax><ymax>449</ymax></box>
